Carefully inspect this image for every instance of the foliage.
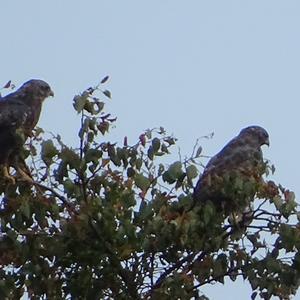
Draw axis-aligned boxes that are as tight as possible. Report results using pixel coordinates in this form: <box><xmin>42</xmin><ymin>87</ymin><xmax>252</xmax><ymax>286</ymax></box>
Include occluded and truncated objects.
<box><xmin>0</xmin><ymin>78</ymin><xmax>299</xmax><ymax>300</ymax></box>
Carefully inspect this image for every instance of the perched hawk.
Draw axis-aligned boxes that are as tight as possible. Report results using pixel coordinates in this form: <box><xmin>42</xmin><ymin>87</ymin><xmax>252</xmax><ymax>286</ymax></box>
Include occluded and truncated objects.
<box><xmin>193</xmin><ymin>126</ymin><xmax>269</xmax><ymax>213</ymax></box>
<box><xmin>0</xmin><ymin>79</ymin><xmax>54</xmax><ymax>184</ymax></box>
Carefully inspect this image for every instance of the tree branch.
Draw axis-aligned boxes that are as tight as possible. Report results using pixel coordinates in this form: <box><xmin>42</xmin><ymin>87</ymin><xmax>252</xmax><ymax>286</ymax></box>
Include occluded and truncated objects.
<box><xmin>144</xmin><ymin>251</ymin><xmax>202</xmax><ymax>298</ymax></box>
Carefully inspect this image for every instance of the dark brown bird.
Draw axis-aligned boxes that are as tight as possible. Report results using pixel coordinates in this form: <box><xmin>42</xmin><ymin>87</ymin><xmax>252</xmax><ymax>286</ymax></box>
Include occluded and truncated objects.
<box><xmin>193</xmin><ymin>126</ymin><xmax>269</xmax><ymax>213</ymax></box>
<box><xmin>0</xmin><ymin>79</ymin><xmax>54</xmax><ymax>184</ymax></box>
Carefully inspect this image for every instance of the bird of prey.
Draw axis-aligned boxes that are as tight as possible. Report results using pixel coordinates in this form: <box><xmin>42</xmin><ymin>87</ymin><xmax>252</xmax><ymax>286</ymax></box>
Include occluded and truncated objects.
<box><xmin>0</xmin><ymin>79</ymin><xmax>54</xmax><ymax>184</ymax></box>
<box><xmin>193</xmin><ymin>126</ymin><xmax>269</xmax><ymax>214</ymax></box>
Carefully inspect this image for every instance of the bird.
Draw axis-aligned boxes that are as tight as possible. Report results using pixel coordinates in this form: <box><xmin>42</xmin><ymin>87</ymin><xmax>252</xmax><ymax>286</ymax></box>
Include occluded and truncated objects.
<box><xmin>0</xmin><ymin>79</ymin><xmax>54</xmax><ymax>184</ymax></box>
<box><xmin>193</xmin><ymin>126</ymin><xmax>269</xmax><ymax>214</ymax></box>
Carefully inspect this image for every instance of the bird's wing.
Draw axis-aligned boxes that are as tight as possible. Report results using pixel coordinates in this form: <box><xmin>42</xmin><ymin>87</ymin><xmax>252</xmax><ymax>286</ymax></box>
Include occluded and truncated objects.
<box><xmin>0</xmin><ymin>98</ymin><xmax>28</xmax><ymax>129</ymax></box>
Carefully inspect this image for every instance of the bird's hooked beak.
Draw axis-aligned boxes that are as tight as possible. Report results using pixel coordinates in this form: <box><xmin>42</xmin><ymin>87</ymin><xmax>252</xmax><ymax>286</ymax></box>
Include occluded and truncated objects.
<box><xmin>49</xmin><ymin>89</ymin><xmax>54</xmax><ymax>97</ymax></box>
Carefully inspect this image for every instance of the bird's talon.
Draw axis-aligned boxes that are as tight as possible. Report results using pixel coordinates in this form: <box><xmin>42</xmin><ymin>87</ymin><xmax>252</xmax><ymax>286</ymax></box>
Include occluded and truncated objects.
<box><xmin>18</xmin><ymin>176</ymin><xmax>33</xmax><ymax>183</ymax></box>
<box><xmin>16</xmin><ymin>169</ymin><xmax>33</xmax><ymax>183</ymax></box>
<box><xmin>4</xmin><ymin>174</ymin><xmax>16</xmax><ymax>185</ymax></box>
<box><xmin>2</xmin><ymin>166</ymin><xmax>16</xmax><ymax>185</ymax></box>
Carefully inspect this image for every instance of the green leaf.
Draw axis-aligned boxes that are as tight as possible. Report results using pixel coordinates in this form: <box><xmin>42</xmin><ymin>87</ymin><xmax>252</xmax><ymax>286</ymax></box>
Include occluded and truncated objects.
<box><xmin>168</xmin><ymin>161</ymin><xmax>183</xmax><ymax>180</ymax></box>
<box><xmin>162</xmin><ymin>170</ymin><xmax>176</xmax><ymax>184</ymax></box>
<box><xmin>83</xmin><ymin>101</ymin><xmax>94</xmax><ymax>114</ymax></box>
<box><xmin>186</xmin><ymin>165</ymin><xmax>198</xmax><ymax>180</ymax></box>
<box><xmin>265</xmin><ymin>257</ymin><xmax>281</xmax><ymax>273</ymax></box>
<box><xmin>202</xmin><ymin>202</ymin><xmax>215</xmax><ymax>225</ymax></box>
<box><xmin>164</xmin><ymin>137</ymin><xmax>176</xmax><ymax>145</ymax></box>
<box><xmin>103</xmin><ymin>89</ymin><xmax>111</xmax><ymax>98</ymax></box>
<box><xmin>213</xmin><ymin>254</ymin><xmax>227</xmax><ymax>281</ymax></box>
<box><xmin>60</xmin><ymin>147</ymin><xmax>81</xmax><ymax>169</ymax></box>
<box><xmin>161</xmin><ymin>143</ymin><xmax>169</xmax><ymax>153</ymax></box>
<box><xmin>3</xmin><ymin>80</ymin><xmax>11</xmax><ymax>89</ymax></box>
<box><xmin>195</xmin><ymin>145</ymin><xmax>203</xmax><ymax>157</ymax></box>
<box><xmin>152</xmin><ymin>138</ymin><xmax>161</xmax><ymax>152</ymax></box>
<box><xmin>95</xmin><ymin>101</ymin><xmax>105</xmax><ymax>113</ymax></box>
<box><xmin>20</xmin><ymin>201</ymin><xmax>30</xmax><ymax>219</ymax></box>
<box><xmin>272</xmin><ymin>195</ymin><xmax>283</xmax><ymax>209</ymax></box>
<box><xmin>63</xmin><ymin>179</ymin><xmax>75</xmax><ymax>196</ymax></box>
<box><xmin>117</xmin><ymin>147</ymin><xmax>128</xmax><ymax>167</ymax></box>
<box><xmin>147</xmin><ymin>146</ymin><xmax>154</xmax><ymax>160</ymax></box>
<box><xmin>127</xmin><ymin>167</ymin><xmax>135</xmax><ymax>177</ymax></box>
<box><xmin>250</xmin><ymin>277</ymin><xmax>259</xmax><ymax>290</ymax></box>
<box><xmin>135</xmin><ymin>158</ymin><xmax>143</xmax><ymax>170</ymax></box>
<box><xmin>41</xmin><ymin>140</ymin><xmax>58</xmax><ymax>166</ymax></box>
<box><xmin>135</xmin><ymin>174</ymin><xmax>151</xmax><ymax>191</ymax></box>
<box><xmin>100</xmin><ymin>75</ymin><xmax>109</xmax><ymax>84</ymax></box>
<box><xmin>279</xmin><ymin>224</ymin><xmax>296</xmax><ymax>251</ymax></box>
<box><xmin>87</xmin><ymin>131</ymin><xmax>94</xmax><ymax>143</ymax></box>
<box><xmin>85</xmin><ymin>149</ymin><xmax>102</xmax><ymax>163</ymax></box>
<box><xmin>73</xmin><ymin>95</ymin><xmax>87</xmax><ymax>113</ymax></box>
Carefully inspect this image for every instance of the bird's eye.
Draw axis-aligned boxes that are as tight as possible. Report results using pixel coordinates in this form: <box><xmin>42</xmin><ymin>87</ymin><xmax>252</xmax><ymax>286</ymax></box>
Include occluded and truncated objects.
<box><xmin>40</xmin><ymin>85</ymin><xmax>50</xmax><ymax>92</ymax></box>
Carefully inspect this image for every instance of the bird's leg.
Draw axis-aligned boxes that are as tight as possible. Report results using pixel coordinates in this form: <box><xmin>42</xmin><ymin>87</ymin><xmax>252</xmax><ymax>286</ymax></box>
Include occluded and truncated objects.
<box><xmin>2</xmin><ymin>165</ymin><xmax>16</xmax><ymax>185</ymax></box>
<box><xmin>16</xmin><ymin>167</ymin><xmax>33</xmax><ymax>183</ymax></box>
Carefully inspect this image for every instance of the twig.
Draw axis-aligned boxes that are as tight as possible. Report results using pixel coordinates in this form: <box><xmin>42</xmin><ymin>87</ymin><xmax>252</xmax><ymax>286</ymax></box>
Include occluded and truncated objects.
<box><xmin>31</xmin><ymin>181</ymin><xmax>75</xmax><ymax>211</ymax></box>
<box><xmin>144</xmin><ymin>251</ymin><xmax>200</xmax><ymax>298</ymax></box>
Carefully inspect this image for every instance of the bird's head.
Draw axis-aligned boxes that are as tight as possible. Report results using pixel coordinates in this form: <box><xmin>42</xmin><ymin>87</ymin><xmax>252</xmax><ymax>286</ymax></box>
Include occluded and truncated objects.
<box><xmin>21</xmin><ymin>79</ymin><xmax>54</xmax><ymax>102</ymax></box>
<box><xmin>239</xmin><ymin>126</ymin><xmax>270</xmax><ymax>147</ymax></box>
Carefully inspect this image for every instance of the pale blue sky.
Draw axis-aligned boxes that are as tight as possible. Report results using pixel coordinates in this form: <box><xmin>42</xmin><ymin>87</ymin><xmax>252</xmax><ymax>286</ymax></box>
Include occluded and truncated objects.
<box><xmin>1</xmin><ymin>1</ymin><xmax>300</xmax><ymax>299</ymax></box>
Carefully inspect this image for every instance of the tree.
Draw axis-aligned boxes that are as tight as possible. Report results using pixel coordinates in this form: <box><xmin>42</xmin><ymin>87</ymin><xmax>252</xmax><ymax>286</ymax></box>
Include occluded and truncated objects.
<box><xmin>0</xmin><ymin>78</ymin><xmax>299</xmax><ymax>300</ymax></box>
